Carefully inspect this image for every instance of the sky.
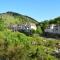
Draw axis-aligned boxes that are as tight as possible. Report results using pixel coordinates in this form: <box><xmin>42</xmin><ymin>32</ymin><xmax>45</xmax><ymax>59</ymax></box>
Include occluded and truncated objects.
<box><xmin>0</xmin><ymin>0</ymin><xmax>60</xmax><ymax>22</ymax></box>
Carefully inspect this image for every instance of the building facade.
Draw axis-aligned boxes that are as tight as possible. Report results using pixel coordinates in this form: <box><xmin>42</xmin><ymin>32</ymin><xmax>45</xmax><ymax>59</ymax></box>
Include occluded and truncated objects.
<box><xmin>44</xmin><ymin>24</ymin><xmax>60</xmax><ymax>34</ymax></box>
<box><xmin>9</xmin><ymin>23</ymin><xmax>37</xmax><ymax>32</ymax></box>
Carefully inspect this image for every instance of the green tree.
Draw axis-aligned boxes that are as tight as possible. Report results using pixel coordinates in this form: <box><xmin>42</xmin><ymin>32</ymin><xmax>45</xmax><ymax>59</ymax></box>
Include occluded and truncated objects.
<box><xmin>0</xmin><ymin>18</ymin><xmax>5</xmax><ymax>31</ymax></box>
<box><xmin>36</xmin><ymin>26</ymin><xmax>43</xmax><ymax>35</ymax></box>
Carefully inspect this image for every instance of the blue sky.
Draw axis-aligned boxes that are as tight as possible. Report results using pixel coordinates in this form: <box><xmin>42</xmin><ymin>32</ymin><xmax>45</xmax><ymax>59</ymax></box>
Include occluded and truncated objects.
<box><xmin>0</xmin><ymin>0</ymin><xmax>60</xmax><ymax>22</ymax></box>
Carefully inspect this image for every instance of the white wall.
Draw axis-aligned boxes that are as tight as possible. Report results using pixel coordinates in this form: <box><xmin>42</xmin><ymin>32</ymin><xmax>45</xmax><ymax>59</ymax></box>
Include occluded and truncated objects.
<box><xmin>31</xmin><ymin>25</ymin><xmax>37</xmax><ymax>30</ymax></box>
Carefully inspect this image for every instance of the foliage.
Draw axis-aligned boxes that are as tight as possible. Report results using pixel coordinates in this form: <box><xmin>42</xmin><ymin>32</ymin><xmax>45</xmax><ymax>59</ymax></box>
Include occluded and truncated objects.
<box><xmin>0</xmin><ymin>17</ymin><xmax>5</xmax><ymax>31</ymax></box>
<box><xmin>2</xmin><ymin>11</ymin><xmax>38</xmax><ymax>24</ymax></box>
<box><xmin>0</xmin><ymin>12</ymin><xmax>60</xmax><ymax>60</ymax></box>
<box><xmin>0</xmin><ymin>29</ymin><xmax>59</xmax><ymax>60</ymax></box>
<box><xmin>39</xmin><ymin>16</ymin><xmax>60</xmax><ymax>32</ymax></box>
<box><xmin>36</xmin><ymin>26</ymin><xmax>43</xmax><ymax>35</ymax></box>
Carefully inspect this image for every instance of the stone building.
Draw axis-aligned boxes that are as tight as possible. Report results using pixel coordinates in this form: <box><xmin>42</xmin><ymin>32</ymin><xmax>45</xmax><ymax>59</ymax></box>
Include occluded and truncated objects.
<box><xmin>9</xmin><ymin>23</ymin><xmax>37</xmax><ymax>32</ymax></box>
<box><xmin>45</xmin><ymin>24</ymin><xmax>60</xmax><ymax>34</ymax></box>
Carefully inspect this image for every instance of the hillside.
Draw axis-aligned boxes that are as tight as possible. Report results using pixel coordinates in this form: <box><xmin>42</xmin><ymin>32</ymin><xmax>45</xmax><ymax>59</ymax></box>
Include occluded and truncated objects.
<box><xmin>0</xmin><ymin>30</ymin><xmax>60</xmax><ymax>60</ymax></box>
<box><xmin>39</xmin><ymin>16</ymin><xmax>60</xmax><ymax>32</ymax></box>
<box><xmin>0</xmin><ymin>11</ymin><xmax>38</xmax><ymax>25</ymax></box>
<box><xmin>0</xmin><ymin>12</ymin><xmax>60</xmax><ymax>60</ymax></box>
<box><xmin>0</xmin><ymin>11</ymin><xmax>43</xmax><ymax>35</ymax></box>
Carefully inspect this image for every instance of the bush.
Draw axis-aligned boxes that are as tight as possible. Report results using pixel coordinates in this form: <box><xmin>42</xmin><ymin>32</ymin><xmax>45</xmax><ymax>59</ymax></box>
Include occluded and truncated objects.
<box><xmin>0</xmin><ymin>30</ymin><xmax>59</xmax><ymax>60</ymax></box>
